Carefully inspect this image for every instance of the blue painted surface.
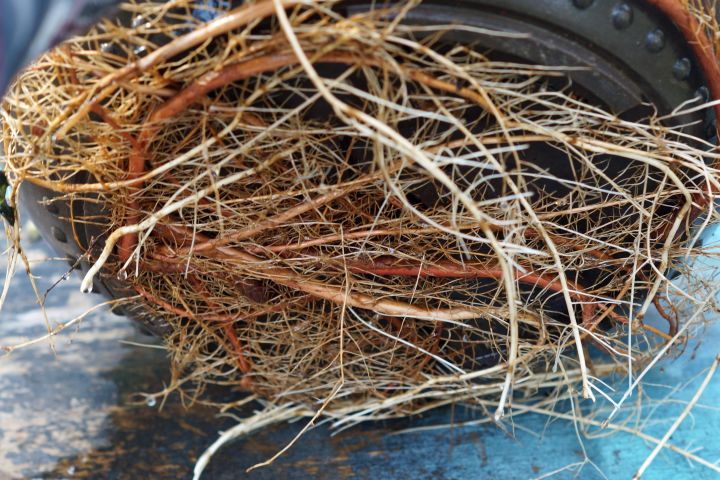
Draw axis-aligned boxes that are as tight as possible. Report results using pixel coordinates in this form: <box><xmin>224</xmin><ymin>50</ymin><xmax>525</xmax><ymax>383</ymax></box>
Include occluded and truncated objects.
<box><xmin>204</xmin><ymin>321</ymin><xmax>720</xmax><ymax>479</ymax></box>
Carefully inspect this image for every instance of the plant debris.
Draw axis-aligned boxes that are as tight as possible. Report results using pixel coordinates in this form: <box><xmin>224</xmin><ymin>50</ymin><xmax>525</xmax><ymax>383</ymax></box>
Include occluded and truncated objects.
<box><xmin>2</xmin><ymin>0</ymin><xmax>720</xmax><ymax>476</ymax></box>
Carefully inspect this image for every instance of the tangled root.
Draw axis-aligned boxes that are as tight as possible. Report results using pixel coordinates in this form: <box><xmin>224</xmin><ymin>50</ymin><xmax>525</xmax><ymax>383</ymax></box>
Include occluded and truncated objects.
<box><xmin>3</xmin><ymin>0</ymin><xmax>720</xmax><ymax>463</ymax></box>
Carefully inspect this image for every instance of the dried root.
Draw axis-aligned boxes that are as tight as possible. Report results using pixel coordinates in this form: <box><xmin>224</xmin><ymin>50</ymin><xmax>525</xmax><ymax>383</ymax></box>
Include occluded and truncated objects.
<box><xmin>2</xmin><ymin>0</ymin><xmax>720</xmax><ymax>475</ymax></box>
